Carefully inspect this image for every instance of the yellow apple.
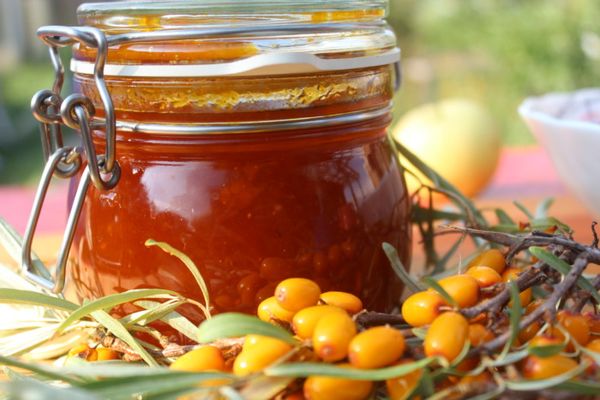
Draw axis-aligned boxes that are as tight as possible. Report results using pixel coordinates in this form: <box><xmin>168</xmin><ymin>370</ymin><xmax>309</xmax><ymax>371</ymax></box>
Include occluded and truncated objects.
<box><xmin>392</xmin><ymin>98</ymin><xmax>501</xmax><ymax>198</ymax></box>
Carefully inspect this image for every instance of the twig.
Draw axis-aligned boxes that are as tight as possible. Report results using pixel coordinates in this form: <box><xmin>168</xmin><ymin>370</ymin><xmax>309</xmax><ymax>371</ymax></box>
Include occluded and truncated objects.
<box><xmin>475</xmin><ymin>254</ymin><xmax>589</xmax><ymax>355</ymax></box>
<box><xmin>572</xmin><ymin>275</ymin><xmax>600</xmax><ymax>312</ymax></box>
<box><xmin>591</xmin><ymin>221</ymin><xmax>599</xmax><ymax>248</ymax></box>
<box><xmin>460</xmin><ymin>266</ymin><xmax>546</xmax><ymax>319</ymax></box>
<box><xmin>354</xmin><ymin>311</ymin><xmax>405</xmax><ymax>328</ymax></box>
<box><xmin>443</xmin><ymin>225</ymin><xmax>600</xmax><ymax>263</ymax></box>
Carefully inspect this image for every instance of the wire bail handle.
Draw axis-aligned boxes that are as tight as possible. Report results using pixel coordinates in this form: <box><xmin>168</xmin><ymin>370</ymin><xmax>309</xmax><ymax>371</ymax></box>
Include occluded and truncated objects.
<box><xmin>22</xmin><ymin>26</ymin><xmax>120</xmax><ymax>293</ymax></box>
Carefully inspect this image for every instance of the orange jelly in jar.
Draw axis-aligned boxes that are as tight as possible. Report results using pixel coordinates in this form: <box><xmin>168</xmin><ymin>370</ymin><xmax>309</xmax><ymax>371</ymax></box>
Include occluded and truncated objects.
<box><xmin>69</xmin><ymin>0</ymin><xmax>411</xmax><ymax>325</ymax></box>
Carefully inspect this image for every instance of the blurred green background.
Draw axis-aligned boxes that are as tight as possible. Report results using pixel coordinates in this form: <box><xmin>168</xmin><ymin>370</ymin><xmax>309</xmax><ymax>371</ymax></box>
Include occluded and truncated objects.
<box><xmin>1</xmin><ymin>0</ymin><xmax>599</xmax><ymax>185</ymax></box>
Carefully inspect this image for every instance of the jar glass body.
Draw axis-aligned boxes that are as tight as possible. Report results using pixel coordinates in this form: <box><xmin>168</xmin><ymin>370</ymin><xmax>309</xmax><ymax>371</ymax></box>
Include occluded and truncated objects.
<box><xmin>67</xmin><ymin>0</ymin><xmax>411</xmax><ymax>320</ymax></box>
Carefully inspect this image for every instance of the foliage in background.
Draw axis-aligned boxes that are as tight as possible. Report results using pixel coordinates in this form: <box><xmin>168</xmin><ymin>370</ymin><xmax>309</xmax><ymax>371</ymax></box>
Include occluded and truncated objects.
<box><xmin>389</xmin><ymin>0</ymin><xmax>600</xmax><ymax>145</ymax></box>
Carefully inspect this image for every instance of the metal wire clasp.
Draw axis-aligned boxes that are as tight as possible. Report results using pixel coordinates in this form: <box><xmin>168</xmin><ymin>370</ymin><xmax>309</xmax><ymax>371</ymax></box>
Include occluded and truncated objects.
<box><xmin>22</xmin><ymin>26</ymin><xmax>120</xmax><ymax>293</ymax></box>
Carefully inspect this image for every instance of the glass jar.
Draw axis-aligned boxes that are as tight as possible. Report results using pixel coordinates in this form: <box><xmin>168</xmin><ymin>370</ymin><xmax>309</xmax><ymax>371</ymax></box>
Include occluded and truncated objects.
<box><xmin>67</xmin><ymin>0</ymin><xmax>411</xmax><ymax>321</ymax></box>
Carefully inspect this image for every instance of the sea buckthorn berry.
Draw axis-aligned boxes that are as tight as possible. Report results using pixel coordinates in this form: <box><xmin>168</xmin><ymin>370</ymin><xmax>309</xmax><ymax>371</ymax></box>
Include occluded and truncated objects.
<box><xmin>467</xmin><ymin>249</ymin><xmax>506</xmax><ymax>274</ymax></box>
<box><xmin>459</xmin><ymin>371</ymin><xmax>492</xmax><ymax>386</ymax></box>
<box><xmin>583</xmin><ymin>312</ymin><xmax>600</xmax><ymax>335</ymax></box>
<box><xmin>68</xmin><ymin>344</ymin><xmax>97</xmax><ymax>361</ymax></box>
<box><xmin>518</xmin><ymin>321</ymin><xmax>542</xmax><ymax>343</ymax></box>
<box><xmin>304</xmin><ymin>365</ymin><xmax>373</xmax><ymax>400</ymax></box>
<box><xmin>170</xmin><ymin>346</ymin><xmax>226</xmax><ymax>372</ymax></box>
<box><xmin>320</xmin><ymin>291</ymin><xmax>363</xmax><ymax>314</ymax></box>
<box><xmin>583</xmin><ymin>338</ymin><xmax>600</xmax><ymax>370</ymax></box>
<box><xmin>424</xmin><ymin>312</ymin><xmax>469</xmax><ymax>363</ymax></box>
<box><xmin>468</xmin><ymin>323</ymin><xmax>494</xmax><ymax>347</ymax></box>
<box><xmin>233</xmin><ymin>335</ymin><xmax>293</xmax><ymax>376</ymax></box>
<box><xmin>292</xmin><ymin>305</ymin><xmax>346</xmax><ymax>339</ymax></box>
<box><xmin>401</xmin><ymin>291</ymin><xmax>446</xmax><ymax>327</ymax></box>
<box><xmin>501</xmin><ymin>268</ymin><xmax>532</xmax><ymax>306</ymax></box>
<box><xmin>522</xmin><ymin>355</ymin><xmax>578</xmax><ymax>380</ymax></box>
<box><xmin>258</xmin><ymin>296</ymin><xmax>296</xmax><ymax>323</ymax></box>
<box><xmin>313</xmin><ymin>311</ymin><xmax>357</xmax><ymax>362</ymax></box>
<box><xmin>275</xmin><ymin>278</ymin><xmax>321</xmax><ymax>312</ymax></box>
<box><xmin>385</xmin><ymin>359</ymin><xmax>423</xmax><ymax>400</ymax></box>
<box><xmin>96</xmin><ymin>348</ymin><xmax>120</xmax><ymax>361</ymax></box>
<box><xmin>549</xmin><ymin>311</ymin><xmax>591</xmax><ymax>351</ymax></box>
<box><xmin>528</xmin><ymin>335</ymin><xmax>563</xmax><ymax>349</ymax></box>
<box><xmin>466</xmin><ymin>266</ymin><xmax>502</xmax><ymax>288</ymax></box>
<box><xmin>436</xmin><ymin>274</ymin><xmax>480</xmax><ymax>308</ymax></box>
<box><xmin>348</xmin><ymin>326</ymin><xmax>405</xmax><ymax>369</ymax></box>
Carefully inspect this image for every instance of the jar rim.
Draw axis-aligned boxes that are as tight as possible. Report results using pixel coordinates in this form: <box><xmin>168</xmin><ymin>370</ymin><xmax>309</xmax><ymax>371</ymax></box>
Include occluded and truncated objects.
<box><xmin>78</xmin><ymin>0</ymin><xmax>388</xmax><ymax>16</ymax></box>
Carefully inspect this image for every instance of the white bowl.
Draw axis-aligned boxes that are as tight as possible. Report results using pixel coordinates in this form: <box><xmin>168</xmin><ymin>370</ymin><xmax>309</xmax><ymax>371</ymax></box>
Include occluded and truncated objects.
<box><xmin>519</xmin><ymin>88</ymin><xmax>600</xmax><ymax>216</ymax></box>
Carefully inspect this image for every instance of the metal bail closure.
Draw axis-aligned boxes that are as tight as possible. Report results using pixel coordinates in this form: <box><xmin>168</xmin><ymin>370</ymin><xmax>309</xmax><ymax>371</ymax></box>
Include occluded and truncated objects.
<box><xmin>21</xmin><ymin>147</ymin><xmax>90</xmax><ymax>293</ymax></box>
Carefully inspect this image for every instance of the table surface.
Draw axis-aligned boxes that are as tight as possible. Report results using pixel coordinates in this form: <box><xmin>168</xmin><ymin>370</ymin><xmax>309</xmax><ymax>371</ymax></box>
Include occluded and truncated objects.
<box><xmin>0</xmin><ymin>146</ymin><xmax>596</xmax><ymax>271</ymax></box>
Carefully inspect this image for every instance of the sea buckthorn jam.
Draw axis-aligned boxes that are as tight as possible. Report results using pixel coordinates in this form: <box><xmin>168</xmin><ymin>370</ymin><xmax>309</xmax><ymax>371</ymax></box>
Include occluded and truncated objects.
<box><xmin>68</xmin><ymin>0</ymin><xmax>411</xmax><ymax>322</ymax></box>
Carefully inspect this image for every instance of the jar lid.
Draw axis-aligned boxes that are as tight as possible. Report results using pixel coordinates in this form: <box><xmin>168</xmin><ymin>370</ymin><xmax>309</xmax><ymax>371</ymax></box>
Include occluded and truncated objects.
<box><xmin>74</xmin><ymin>0</ymin><xmax>398</xmax><ymax>77</ymax></box>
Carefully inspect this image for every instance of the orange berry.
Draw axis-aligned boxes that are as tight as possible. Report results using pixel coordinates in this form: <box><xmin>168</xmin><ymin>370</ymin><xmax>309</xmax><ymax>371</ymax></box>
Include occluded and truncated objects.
<box><xmin>468</xmin><ymin>324</ymin><xmax>494</xmax><ymax>347</ymax></box>
<box><xmin>275</xmin><ymin>278</ymin><xmax>321</xmax><ymax>312</ymax></box>
<box><xmin>549</xmin><ymin>311</ymin><xmax>590</xmax><ymax>351</ymax></box>
<box><xmin>313</xmin><ymin>312</ymin><xmax>356</xmax><ymax>362</ymax></box>
<box><xmin>583</xmin><ymin>338</ymin><xmax>600</xmax><ymax>373</ymax></box>
<box><xmin>320</xmin><ymin>291</ymin><xmax>363</xmax><ymax>314</ymax></box>
<box><xmin>468</xmin><ymin>249</ymin><xmax>506</xmax><ymax>274</ymax></box>
<box><xmin>522</xmin><ymin>355</ymin><xmax>578</xmax><ymax>380</ymax></box>
<box><xmin>67</xmin><ymin>344</ymin><xmax>97</xmax><ymax>361</ymax></box>
<box><xmin>528</xmin><ymin>335</ymin><xmax>563</xmax><ymax>349</ymax></box>
<box><xmin>170</xmin><ymin>346</ymin><xmax>226</xmax><ymax>372</ymax></box>
<box><xmin>518</xmin><ymin>321</ymin><xmax>542</xmax><ymax>344</ymax></box>
<box><xmin>458</xmin><ymin>371</ymin><xmax>492</xmax><ymax>385</ymax></box>
<box><xmin>583</xmin><ymin>312</ymin><xmax>600</xmax><ymax>335</ymax></box>
<box><xmin>233</xmin><ymin>335</ymin><xmax>293</xmax><ymax>376</ymax></box>
<box><xmin>292</xmin><ymin>305</ymin><xmax>346</xmax><ymax>339</ymax></box>
<box><xmin>424</xmin><ymin>312</ymin><xmax>469</xmax><ymax>363</ymax></box>
<box><xmin>96</xmin><ymin>348</ymin><xmax>120</xmax><ymax>361</ymax></box>
<box><xmin>385</xmin><ymin>359</ymin><xmax>423</xmax><ymax>400</ymax></box>
<box><xmin>502</xmin><ymin>268</ymin><xmax>532</xmax><ymax>307</ymax></box>
<box><xmin>436</xmin><ymin>274</ymin><xmax>480</xmax><ymax>308</ymax></box>
<box><xmin>304</xmin><ymin>364</ymin><xmax>372</xmax><ymax>400</ymax></box>
<box><xmin>401</xmin><ymin>291</ymin><xmax>446</xmax><ymax>327</ymax></box>
<box><xmin>466</xmin><ymin>266</ymin><xmax>502</xmax><ymax>288</ymax></box>
<box><xmin>257</xmin><ymin>296</ymin><xmax>296</xmax><ymax>323</ymax></box>
<box><xmin>348</xmin><ymin>326</ymin><xmax>405</xmax><ymax>369</ymax></box>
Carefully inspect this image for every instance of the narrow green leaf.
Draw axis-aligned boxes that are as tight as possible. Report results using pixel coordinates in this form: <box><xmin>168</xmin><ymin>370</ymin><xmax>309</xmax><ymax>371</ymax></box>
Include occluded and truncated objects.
<box><xmin>266</xmin><ymin>357</ymin><xmax>437</xmax><ymax>380</ymax></box>
<box><xmin>495</xmin><ymin>209</ymin><xmax>515</xmax><ymax>225</ymax></box>
<box><xmin>504</xmin><ymin>363</ymin><xmax>585</xmax><ymax>391</ymax></box>
<box><xmin>239</xmin><ymin>376</ymin><xmax>294</xmax><ymax>400</ymax></box>
<box><xmin>0</xmin><ymin>218</ymin><xmax>52</xmax><ymax>281</ymax></box>
<box><xmin>577</xmin><ymin>342</ymin><xmax>600</xmax><ymax>365</ymax></box>
<box><xmin>415</xmin><ymin>368</ymin><xmax>435</xmax><ymax>398</ymax></box>
<box><xmin>487</xmin><ymin>349</ymin><xmax>528</xmax><ymax>367</ymax></box>
<box><xmin>554</xmin><ymin>380</ymin><xmax>600</xmax><ymax>395</ymax></box>
<box><xmin>0</xmin><ymin>378</ymin><xmax>99</xmax><ymax>400</ymax></box>
<box><xmin>499</xmin><ymin>281</ymin><xmax>523</xmax><ymax>360</ymax></box>
<box><xmin>123</xmin><ymin>299</ymin><xmax>184</xmax><ymax>327</ymax></box>
<box><xmin>135</xmin><ymin>300</ymin><xmax>199</xmax><ymax>342</ymax></box>
<box><xmin>91</xmin><ymin>310</ymin><xmax>159</xmax><ymax>367</ymax></box>
<box><xmin>529</xmin><ymin>217</ymin><xmax>571</xmax><ymax>233</ymax></box>
<box><xmin>0</xmin><ymin>354</ymin><xmax>82</xmax><ymax>385</ymax></box>
<box><xmin>145</xmin><ymin>239</ymin><xmax>211</xmax><ymax>318</ymax></box>
<box><xmin>197</xmin><ymin>313</ymin><xmax>295</xmax><ymax>344</ymax></box>
<box><xmin>383</xmin><ymin>243</ymin><xmax>425</xmax><ymax>293</ymax></box>
<box><xmin>529</xmin><ymin>247</ymin><xmax>600</xmax><ymax>303</ymax></box>
<box><xmin>220</xmin><ymin>386</ymin><xmax>244</xmax><ymax>400</ymax></box>
<box><xmin>60</xmin><ymin>360</ymin><xmax>167</xmax><ymax>378</ymax></box>
<box><xmin>412</xmin><ymin>206</ymin><xmax>466</xmax><ymax>223</ymax></box>
<box><xmin>535</xmin><ymin>197</ymin><xmax>554</xmax><ymax>219</ymax></box>
<box><xmin>527</xmin><ymin>343</ymin><xmax>565</xmax><ymax>358</ymax></box>
<box><xmin>513</xmin><ymin>201</ymin><xmax>534</xmax><ymax>220</ymax></box>
<box><xmin>55</xmin><ymin>289</ymin><xmax>179</xmax><ymax>334</ymax></box>
<box><xmin>422</xmin><ymin>277</ymin><xmax>458</xmax><ymax>308</ymax></box>
<box><xmin>0</xmin><ymin>288</ymin><xmax>78</xmax><ymax>311</ymax></box>
<box><xmin>80</xmin><ymin>371</ymin><xmax>232</xmax><ymax>399</ymax></box>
